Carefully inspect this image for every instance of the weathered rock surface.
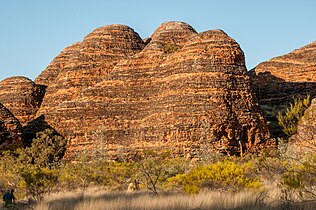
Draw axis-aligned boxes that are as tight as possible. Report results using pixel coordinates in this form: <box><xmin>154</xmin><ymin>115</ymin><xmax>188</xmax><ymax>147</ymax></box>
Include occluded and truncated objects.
<box><xmin>0</xmin><ymin>102</ymin><xmax>23</xmax><ymax>151</ymax></box>
<box><xmin>290</xmin><ymin>98</ymin><xmax>316</xmax><ymax>154</ymax></box>
<box><xmin>0</xmin><ymin>76</ymin><xmax>45</xmax><ymax>125</ymax></box>
<box><xmin>253</xmin><ymin>41</ymin><xmax>316</xmax><ymax>83</ymax></box>
<box><xmin>249</xmin><ymin>41</ymin><xmax>316</xmax><ymax>137</ymax></box>
<box><xmin>35</xmin><ymin>42</ymin><xmax>81</xmax><ymax>87</ymax></box>
<box><xmin>37</xmin><ymin>22</ymin><xmax>272</xmax><ymax>159</ymax></box>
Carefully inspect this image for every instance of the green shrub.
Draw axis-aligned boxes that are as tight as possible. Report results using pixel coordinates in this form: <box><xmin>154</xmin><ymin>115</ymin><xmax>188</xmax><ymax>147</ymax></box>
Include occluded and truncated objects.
<box><xmin>59</xmin><ymin>150</ymin><xmax>101</xmax><ymax>192</ymax></box>
<box><xmin>168</xmin><ymin>159</ymin><xmax>261</xmax><ymax>194</ymax></box>
<box><xmin>19</xmin><ymin>167</ymin><xmax>59</xmax><ymax>202</ymax></box>
<box><xmin>0</xmin><ymin>151</ymin><xmax>22</xmax><ymax>196</ymax></box>
<box><xmin>163</xmin><ymin>43</ymin><xmax>179</xmax><ymax>53</ymax></box>
<box><xmin>0</xmin><ymin>129</ymin><xmax>67</xmax><ymax>201</ymax></box>
<box><xmin>135</xmin><ymin>151</ymin><xmax>188</xmax><ymax>195</ymax></box>
<box><xmin>17</xmin><ymin>128</ymin><xmax>67</xmax><ymax>167</ymax></box>
<box><xmin>103</xmin><ymin>161</ymin><xmax>135</xmax><ymax>190</ymax></box>
<box><xmin>277</xmin><ymin>95</ymin><xmax>311</xmax><ymax>137</ymax></box>
<box><xmin>280</xmin><ymin>154</ymin><xmax>316</xmax><ymax>201</ymax></box>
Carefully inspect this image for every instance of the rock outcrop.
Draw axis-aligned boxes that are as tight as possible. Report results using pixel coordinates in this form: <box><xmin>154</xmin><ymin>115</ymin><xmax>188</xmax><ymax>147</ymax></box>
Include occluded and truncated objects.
<box><xmin>35</xmin><ymin>42</ymin><xmax>81</xmax><ymax>87</ymax></box>
<box><xmin>249</xmin><ymin>41</ymin><xmax>316</xmax><ymax>137</ymax></box>
<box><xmin>252</xmin><ymin>41</ymin><xmax>316</xmax><ymax>83</ymax></box>
<box><xmin>36</xmin><ymin>22</ymin><xmax>272</xmax><ymax>159</ymax></box>
<box><xmin>0</xmin><ymin>76</ymin><xmax>46</xmax><ymax>125</ymax></box>
<box><xmin>0</xmin><ymin>102</ymin><xmax>23</xmax><ymax>151</ymax></box>
<box><xmin>290</xmin><ymin>98</ymin><xmax>316</xmax><ymax>155</ymax></box>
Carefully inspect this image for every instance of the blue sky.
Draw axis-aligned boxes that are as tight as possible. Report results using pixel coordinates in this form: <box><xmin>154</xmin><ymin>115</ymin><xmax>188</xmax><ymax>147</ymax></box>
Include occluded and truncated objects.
<box><xmin>0</xmin><ymin>0</ymin><xmax>315</xmax><ymax>81</ymax></box>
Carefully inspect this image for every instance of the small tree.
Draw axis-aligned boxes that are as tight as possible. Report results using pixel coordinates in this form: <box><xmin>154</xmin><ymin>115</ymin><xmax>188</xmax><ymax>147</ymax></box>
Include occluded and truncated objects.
<box><xmin>92</xmin><ymin>126</ymin><xmax>108</xmax><ymax>160</ymax></box>
<box><xmin>104</xmin><ymin>161</ymin><xmax>135</xmax><ymax>190</ymax></box>
<box><xmin>3</xmin><ymin>129</ymin><xmax>67</xmax><ymax>202</ymax></box>
<box><xmin>0</xmin><ymin>151</ymin><xmax>21</xmax><ymax>191</ymax></box>
<box><xmin>277</xmin><ymin>95</ymin><xmax>311</xmax><ymax>137</ymax></box>
<box><xmin>60</xmin><ymin>150</ymin><xmax>98</xmax><ymax>194</ymax></box>
<box><xmin>280</xmin><ymin>154</ymin><xmax>316</xmax><ymax>202</ymax></box>
<box><xmin>17</xmin><ymin>128</ymin><xmax>67</xmax><ymax>168</ymax></box>
<box><xmin>19</xmin><ymin>166</ymin><xmax>59</xmax><ymax>202</ymax></box>
<box><xmin>136</xmin><ymin>157</ymin><xmax>167</xmax><ymax>195</ymax></box>
<box><xmin>135</xmin><ymin>151</ymin><xmax>187</xmax><ymax>195</ymax></box>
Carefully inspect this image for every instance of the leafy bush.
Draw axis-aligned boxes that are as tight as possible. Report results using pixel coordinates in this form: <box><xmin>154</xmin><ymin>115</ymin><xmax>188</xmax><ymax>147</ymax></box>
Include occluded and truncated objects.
<box><xmin>17</xmin><ymin>128</ymin><xmax>67</xmax><ymax>167</ymax></box>
<box><xmin>102</xmin><ymin>161</ymin><xmax>135</xmax><ymax>190</ymax></box>
<box><xmin>134</xmin><ymin>151</ymin><xmax>188</xmax><ymax>195</ymax></box>
<box><xmin>0</xmin><ymin>151</ymin><xmax>22</xmax><ymax>194</ymax></box>
<box><xmin>163</xmin><ymin>43</ymin><xmax>179</xmax><ymax>53</ymax></box>
<box><xmin>59</xmin><ymin>151</ymin><xmax>136</xmax><ymax>192</ymax></box>
<box><xmin>0</xmin><ymin>129</ymin><xmax>66</xmax><ymax>201</ymax></box>
<box><xmin>260</xmin><ymin>104</ymin><xmax>288</xmax><ymax>137</ymax></box>
<box><xmin>280</xmin><ymin>154</ymin><xmax>316</xmax><ymax>202</ymax></box>
<box><xmin>168</xmin><ymin>159</ymin><xmax>261</xmax><ymax>194</ymax></box>
<box><xmin>60</xmin><ymin>161</ymin><xmax>96</xmax><ymax>193</ymax></box>
<box><xmin>277</xmin><ymin>95</ymin><xmax>311</xmax><ymax>137</ymax></box>
<box><xmin>20</xmin><ymin>167</ymin><xmax>59</xmax><ymax>202</ymax></box>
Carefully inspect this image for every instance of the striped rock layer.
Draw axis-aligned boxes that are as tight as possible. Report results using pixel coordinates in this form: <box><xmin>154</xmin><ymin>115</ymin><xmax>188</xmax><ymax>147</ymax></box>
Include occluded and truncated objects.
<box><xmin>36</xmin><ymin>22</ymin><xmax>272</xmax><ymax>159</ymax></box>
<box><xmin>0</xmin><ymin>76</ymin><xmax>45</xmax><ymax>125</ymax></box>
<box><xmin>253</xmin><ymin>41</ymin><xmax>316</xmax><ymax>83</ymax></box>
<box><xmin>0</xmin><ymin>102</ymin><xmax>22</xmax><ymax>151</ymax></box>
<box><xmin>249</xmin><ymin>41</ymin><xmax>316</xmax><ymax>137</ymax></box>
<box><xmin>35</xmin><ymin>42</ymin><xmax>81</xmax><ymax>87</ymax></box>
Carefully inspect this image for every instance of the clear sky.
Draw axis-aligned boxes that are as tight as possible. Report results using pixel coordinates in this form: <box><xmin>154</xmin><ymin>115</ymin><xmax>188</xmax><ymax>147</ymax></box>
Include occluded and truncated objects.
<box><xmin>0</xmin><ymin>0</ymin><xmax>315</xmax><ymax>81</ymax></box>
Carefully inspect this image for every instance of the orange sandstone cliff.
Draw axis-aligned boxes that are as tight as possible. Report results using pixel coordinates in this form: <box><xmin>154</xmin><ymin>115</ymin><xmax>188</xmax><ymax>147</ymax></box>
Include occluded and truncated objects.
<box><xmin>34</xmin><ymin>22</ymin><xmax>272</xmax><ymax>158</ymax></box>
<box><xmin>1</xmin><ymin>22</ymin><xmax>273</xmax><ymax>158</ymax></box>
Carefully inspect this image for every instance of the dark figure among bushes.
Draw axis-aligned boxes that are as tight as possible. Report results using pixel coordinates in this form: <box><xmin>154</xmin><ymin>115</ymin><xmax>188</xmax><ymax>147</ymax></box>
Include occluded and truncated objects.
<box><xmin>2</xmin><ymin>189</ymin><xmax>16</xmax><ymax>207</ymax></box>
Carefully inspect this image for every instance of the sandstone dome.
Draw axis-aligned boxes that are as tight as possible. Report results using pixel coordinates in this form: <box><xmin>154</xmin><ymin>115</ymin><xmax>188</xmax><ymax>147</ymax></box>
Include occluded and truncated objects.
<box><xmin>0</xmin><ymin>76</ymin><xmax>45</xmax><ymax>125</ymax></box>
<box><xmin>35</xmin><ymin>22</ymin><xmax>273</xmax><ymax>159</ymax></box>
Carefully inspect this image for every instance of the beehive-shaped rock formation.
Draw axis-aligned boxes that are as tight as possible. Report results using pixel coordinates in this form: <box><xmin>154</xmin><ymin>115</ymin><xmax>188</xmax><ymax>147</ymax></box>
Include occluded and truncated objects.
<box><xmin>37</xmin><ymin>22</ymin><xmax>272</xmax><ymax>159</ymax></box>
<box><xmin>0</xmin><ymin>102</ymin><xmax>23</xmax><ymax>151</ymax></box>
<box><xmin>249</xmin><ymin>41</ymin><xmax>316</xmax><ymax>137</ymax></box>
<box><xmin>35</xmin><ymin>42</ymin><xmax>81</xmax><ymax>87</ymax></box>
<box><xmin>0</xmin><ymin>76</ymin><xmax>45</xmax><ymax>125</ymax></box>
<box><xmin>253</xmin><ymin>41</ymin><xmax>316</xmax><ymax>82</ymax></box>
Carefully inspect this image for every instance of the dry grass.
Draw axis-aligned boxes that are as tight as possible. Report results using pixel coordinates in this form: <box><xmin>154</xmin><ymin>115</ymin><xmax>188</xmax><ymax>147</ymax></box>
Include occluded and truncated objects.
<box><xmin>32</xmin><ymin>189</ymin><xmax>316</xmax><ymax>210</ymax></box>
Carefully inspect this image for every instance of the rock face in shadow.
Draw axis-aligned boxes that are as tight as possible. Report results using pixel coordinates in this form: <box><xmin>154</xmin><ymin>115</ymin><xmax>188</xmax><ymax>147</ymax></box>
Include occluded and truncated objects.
<box><xmin>22</xmin><ymin>114</ymin><xmax>57</xmax><ymax>147</ymax></box>
<box><xmin>35</xmin><ymin>22</ymin><xmax>272</xmax><ymax>159</ymax></box>
<box><xmin>0</xmin><ymin>102</ymin><xmax>22</xmax><ymax>151</ymax></box>
<box><xmin>249</xmin><ymin>41</ymin><xmax>316</xmax><ymax>137</ymax></box>
<box><xmin>0</xmin><ymin>76</ymin><xmax>46</xmax><ymax>125</ymax></box>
